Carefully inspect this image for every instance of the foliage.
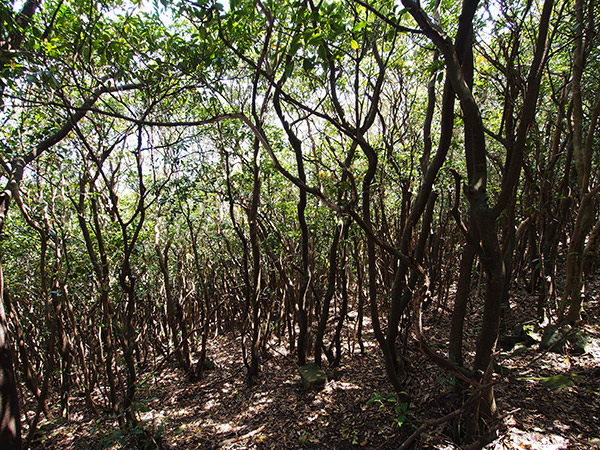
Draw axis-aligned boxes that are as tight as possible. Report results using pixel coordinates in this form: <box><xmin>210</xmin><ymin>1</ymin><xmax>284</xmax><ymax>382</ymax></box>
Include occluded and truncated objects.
<box><xmin>367</xmin><ymin>391</ymin><xmax>413</xmax><ymax>428</ymax></box>
<box><xmin>0</xmin><ymin>0</ymin><xmax>598</xmax><ymax>447</ymax></box>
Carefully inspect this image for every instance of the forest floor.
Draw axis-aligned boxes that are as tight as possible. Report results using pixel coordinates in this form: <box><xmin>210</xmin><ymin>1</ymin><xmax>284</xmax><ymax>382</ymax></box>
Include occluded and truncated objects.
<box><xmin>26</xmin><ymin>281</ymin><xmax>600</xmax><ymax>450</ymax></box>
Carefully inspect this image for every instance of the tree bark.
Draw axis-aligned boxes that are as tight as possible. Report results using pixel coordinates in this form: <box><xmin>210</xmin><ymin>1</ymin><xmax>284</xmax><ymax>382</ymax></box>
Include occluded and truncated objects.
<box><xmin>0</xmin><ymin>264</ymin><xmax>21</xmax><ymax>450</ymax></box>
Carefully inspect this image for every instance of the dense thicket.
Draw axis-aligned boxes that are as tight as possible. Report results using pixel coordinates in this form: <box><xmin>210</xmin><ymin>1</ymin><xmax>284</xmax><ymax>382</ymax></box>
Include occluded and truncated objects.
<box><xmin>0</xmin><ymin>0</ymin><xmax>598</xmax><ymax>448</ymax></box>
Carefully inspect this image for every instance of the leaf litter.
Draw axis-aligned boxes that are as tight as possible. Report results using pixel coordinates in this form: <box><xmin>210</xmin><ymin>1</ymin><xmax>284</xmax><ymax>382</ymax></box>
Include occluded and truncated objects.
<box><xmin>25</xmin><ymin>276</ymin><xmax>600</xmax><ymax>449</ymax></box>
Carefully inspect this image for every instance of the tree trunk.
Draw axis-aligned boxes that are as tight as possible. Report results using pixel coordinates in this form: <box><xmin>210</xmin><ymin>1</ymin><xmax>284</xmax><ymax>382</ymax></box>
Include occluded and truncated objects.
<box><xmin>0</xmin><ymin>264</ymin><xmax>21</xmax><ymax>450</ymax></box>
<box><xmin>449</xmin><ymin>242</ymin><xmax>476</xmax><ymax>367</ymax></box>
<box><xmin>155</xmin><ymin>233</ymin><xmax>190</xmax><ymax>372</ymax></box>
<box><xmin>314</xmin><ymin>224</ymin><xmax>342</xmax><ymax>366</ymax></box>
<box><xmin>559</xmin><ymin>188</ymin><xmax>600</xmax><ymax>323</ymax></box>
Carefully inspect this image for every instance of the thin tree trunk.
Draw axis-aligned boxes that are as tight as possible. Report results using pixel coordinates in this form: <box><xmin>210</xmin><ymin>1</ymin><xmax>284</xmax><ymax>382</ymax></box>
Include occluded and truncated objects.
<box><xmin>449</xmin><ymin>242</ymin><xmax>476</xmax><ymax>367</ymax></box>
<box><xmin>314</xmin><ymin>224</ymin><xmax>342</xmax><ymax>367</ymax></box>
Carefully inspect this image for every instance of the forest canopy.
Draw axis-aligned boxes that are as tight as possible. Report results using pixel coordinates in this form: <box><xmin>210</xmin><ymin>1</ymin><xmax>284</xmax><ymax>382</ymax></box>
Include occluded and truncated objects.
<box><xmin>0</xmin><ymin>0</ymin><xmax>599</xmax><ymax>448</ymax></box>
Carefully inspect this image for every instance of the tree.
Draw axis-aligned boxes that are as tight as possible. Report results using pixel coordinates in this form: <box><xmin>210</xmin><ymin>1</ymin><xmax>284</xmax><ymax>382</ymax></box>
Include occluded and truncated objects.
<box><xmin>558</xmin><ymin>0</ymin><xmax>600</xmax><ymax>324</ymax></box>
<box><xmin>0</xmin><ymin>0</ymin><xmax>175</xmax><ymax>443</ymax></box>
<box><xmin>396</xmin><ymin>0</ymin><xmax>555</xmax><ymax>426</ymax></box>
<box><xmin>0</xmin><ymin>0</ymin><xmax>596</xmax><ymax>447</ymax></box>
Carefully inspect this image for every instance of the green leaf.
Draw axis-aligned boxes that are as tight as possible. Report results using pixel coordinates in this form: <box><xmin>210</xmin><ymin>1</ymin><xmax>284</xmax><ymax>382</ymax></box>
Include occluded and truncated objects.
<box><xmin>302</xmin><ymin>57</ymin><xmax>314</xmax><ymax>72</ymax></box>
<box><xmin>350</xmin><ymin>39</ymin><xmax>359</xmax><ymax>50</ymax></box>
<box><xmin>308</xmin><ymin>32</ymin><xmax>323</xmax><ymax>46</ymax></box>
<box><xmin>284</xmin><ymin>60</ymin><xmax>295</xmax><ymax>78</ymax></box>
<box><xmin>352</xmin><ymin>21</ymin><xmax>368</xmax><ymax>32</ymax></box>
<box><xmin>289</xmin><ymin>35</ymin><xmax>302</xmax><ymax>55</ymax></box>
<box><xmin>517</xmin><ymin>374</ymin><xmax>579</xmax><ymax>388</ymax></box>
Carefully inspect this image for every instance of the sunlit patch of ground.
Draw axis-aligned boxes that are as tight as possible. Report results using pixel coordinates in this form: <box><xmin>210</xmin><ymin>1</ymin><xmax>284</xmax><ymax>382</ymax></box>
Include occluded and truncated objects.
<box><xmin>491</xmin><ymin>425</ymin><xmax>569</xmax><ymax>450</ymax></box>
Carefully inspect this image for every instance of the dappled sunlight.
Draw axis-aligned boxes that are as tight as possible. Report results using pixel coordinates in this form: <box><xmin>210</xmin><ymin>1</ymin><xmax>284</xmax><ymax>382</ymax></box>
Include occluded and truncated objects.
<box><xmin>22</xmin><ymin>303</ymin><xmax>600</xmax><ymax>450</ymax></box>
<box><xmin>491</xmin><ymin>423</ymin><xmax>569</xmax><ymax>450</ymax></box>
<box><xmin>213</xmin><ymin>421</ymin><xmax>242</xmax><ymax>435</ymax></box>
<box><xmin>325</xmin><ymin>380</ymin><xmax>361</xmax><ymax>392</ymax></box>
<box><xmin>4</xmin><ymin>0</ymin><xmax>599</xmax><ymax>448</ymax></box>
<box><xmin>126</xmin><ymin>331</ymin><xmax>408</xmax><ymax>448</ymax></box>
<box><xmin>219</xmin><ymin>382</ymin><xmax>234</xmax><ymax>394</ymax></box>
<box><xmin>203</xmin><ymin>398</ymin><xmax>218</xmax><ymax>411</ymax></box>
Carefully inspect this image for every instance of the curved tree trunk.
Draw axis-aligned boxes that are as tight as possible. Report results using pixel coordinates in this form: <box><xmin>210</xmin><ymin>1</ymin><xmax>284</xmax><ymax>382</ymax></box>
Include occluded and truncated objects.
<box><xmin>559</xmin><ymin>0</ymin><xmax>600</xmax><ymax>323</ymax></box>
